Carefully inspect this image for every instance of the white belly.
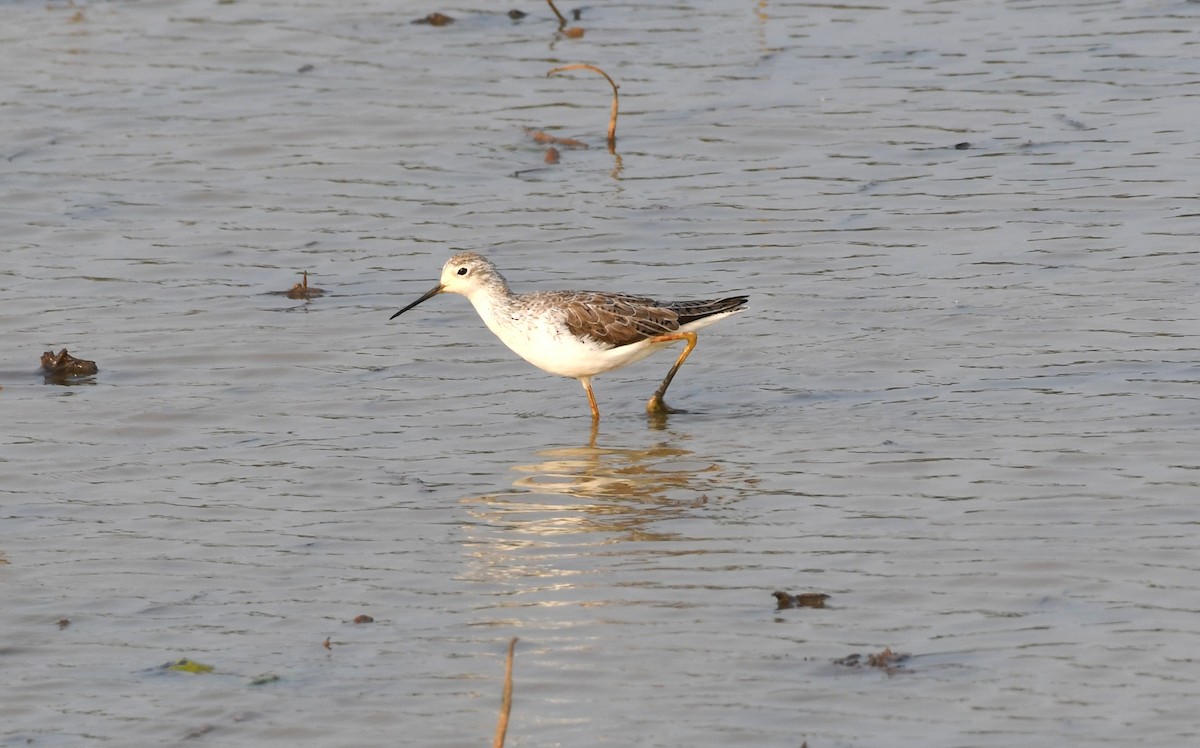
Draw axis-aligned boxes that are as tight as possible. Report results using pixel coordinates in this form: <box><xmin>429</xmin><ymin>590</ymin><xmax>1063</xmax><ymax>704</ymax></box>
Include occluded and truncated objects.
<box><xmin>474</xmin><ymin>303</ymin><xmax>668</xmax><ymax>379</ymax></box>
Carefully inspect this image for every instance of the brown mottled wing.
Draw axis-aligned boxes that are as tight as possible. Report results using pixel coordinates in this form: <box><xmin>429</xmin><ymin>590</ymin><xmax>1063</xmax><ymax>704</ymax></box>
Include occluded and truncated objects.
<box><xmin>558</xmin><ymin>292</ymin><xmax>681</xmax><ymax>348</ymax></box>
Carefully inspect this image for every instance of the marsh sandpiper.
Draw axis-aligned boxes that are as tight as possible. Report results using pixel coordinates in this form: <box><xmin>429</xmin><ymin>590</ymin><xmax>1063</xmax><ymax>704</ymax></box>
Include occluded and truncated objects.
<box><xmin>390</xmin><ymin>252</ymin><xmax>747</xmax><ymax>422</ymax></box>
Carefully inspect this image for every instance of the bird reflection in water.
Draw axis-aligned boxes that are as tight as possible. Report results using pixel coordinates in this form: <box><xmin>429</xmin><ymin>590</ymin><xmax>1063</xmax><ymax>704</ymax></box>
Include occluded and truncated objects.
<box><xmin>460</xmin><ymin>434</ymin><xmax>735</xmax><ymax>545</ymax></box>
<box><xmin>514</xmin><ymin>443</ymin><xmax>704</xmax><ymax>503</ymax></box>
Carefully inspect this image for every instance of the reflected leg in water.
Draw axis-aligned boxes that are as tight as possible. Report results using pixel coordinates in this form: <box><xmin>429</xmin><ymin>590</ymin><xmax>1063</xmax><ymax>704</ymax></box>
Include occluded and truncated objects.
<box><xmin>463</xmin><ymin>433</ymin><xmax>741</xmax><ymax>538</ymax></box>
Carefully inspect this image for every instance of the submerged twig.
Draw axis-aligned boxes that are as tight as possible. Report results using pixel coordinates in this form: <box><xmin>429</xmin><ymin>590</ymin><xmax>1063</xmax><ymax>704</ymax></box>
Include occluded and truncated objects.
<box><xmin>524</xmin><ymin>127</ymin><xmax>589</xmax><ymax>149</ymax></box>
<box><xmin>546</xmin><ymin>64</ymin><xmax>619</xmax><ymax>151</ymax></box>
<box><xmin>493</xmin><ymin>637</ymin><xmax>518</xmax><ymax>748</ymax></box>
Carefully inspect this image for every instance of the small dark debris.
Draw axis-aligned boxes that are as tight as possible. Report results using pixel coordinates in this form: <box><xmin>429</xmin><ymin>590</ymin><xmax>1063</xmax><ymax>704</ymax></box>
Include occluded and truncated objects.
<box><xmin>183</xmin><ymin>724</ymin><xmax>214</xmax><ymax>740</ymax></box>
<box><xmin>954</xmin><ymin>141</ymin><xmax>971</xmax><ymax>150</ymax></box>
<box><xmin>41</xmin><ymin>349</ymin><xmax>97</xmax><ymax>381</ymax></box>
<box><xmin>322</xmin><ymin>637</ymin><xmax>332</xmax><ymax>650</ymax></box>
<box><xmin>353</xmin><ymin>614</ymin><xmax>374</xmax><ymax>624</ymax></box>
<box><xmin>773</xmin><ymin>591</ymin><xmax>829</xmax><ymax>609</ymax></box>
<box><xmin>1055</xmin><ymin>113</ymin><xmax>1088</xmax><ymax>130</ymax></box>
<box><xmin>508</xmin><ymin>9</ymin><xmax>527</xmax><ymax>19</ymax></box>
<box><xmin>297</xmin><ymin>64</ymin><xmax>314</xmax><ymax>73</ymax></box>
<box><xmin>573</xmin><ymin>8</ymin><xmax>583</xmax><ymax>20</ymax></box>
<box><xmin>249</xmin><ymin>673</ymin><xmax>281</xmax><ymax>686</ymax></box>
<box><xmin>57</xmin><ymin>618</ymin><xmax>71</xmax><ymax>629</ymax></box>
<box><xmin>544</xmin><ymin>147</ymin><xmax>560</xmax><ymax>164</ymax></box>
<box><xmin>834</xmin><ymin>647</ymin><xmax>910</xmax><ymax>675</ymax></box>
<box><xmin>413</xmin><ymin>12</ymin><xmax>454</xmax><ymax>26</ymax></box>
<box><xmin>867</xmin><ymin>648</ymin><xmax>908</xmax><ymax>669</ymax></box>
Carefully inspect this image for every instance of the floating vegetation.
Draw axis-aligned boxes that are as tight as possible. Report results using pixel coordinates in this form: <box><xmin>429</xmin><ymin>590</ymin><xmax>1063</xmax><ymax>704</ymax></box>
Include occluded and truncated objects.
<box><xmin>833</xmin><ymin>647</ymin><xmax>910</xmax><ymax>675</ymax></box>
<box><xmin>283</xmin><ymin>271</ymin><xmax>325</xmax><ymax>299</ymax></box>
<box><xmin>523</xmin><ymin>128</ymin><xmax>587</xmax><ymax>166</ymax></box>
<box><xmin>41</xmin><ymin>349</ymin><xmax>97</xmax><ymax>382</ymax></box>
<box><xmin>524</xmin><ymin>127</ymin><xmax>589</xmax><ymax>149</ymax></box>
<box><xmin>413</xmin><ymin>12</ymin><xmax>454</xmax><ymax>27</ymax></box>
<box><xmin>773</xmin><ymin>591</ymin><xmax>830</xmax><ymax>609</ymax></box>
<box><xmin>249</xmin><ymin>673</ymin><xmax>281</xmax><ymax>686</ymax></box>
<box><xmin>165</xmin><ymin>658</ymin><xmax>215</xmax><ymax>674</ymax></box>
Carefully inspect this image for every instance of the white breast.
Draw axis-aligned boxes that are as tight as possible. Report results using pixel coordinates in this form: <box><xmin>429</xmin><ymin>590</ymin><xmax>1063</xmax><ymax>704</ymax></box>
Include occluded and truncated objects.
<box><xmin>471</xmin><ymin>297</ymin><xmax>666</xmax><ymax>379</ymax></box>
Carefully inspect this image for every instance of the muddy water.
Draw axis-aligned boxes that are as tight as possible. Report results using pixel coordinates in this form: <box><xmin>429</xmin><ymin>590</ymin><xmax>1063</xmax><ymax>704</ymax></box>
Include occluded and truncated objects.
<box><xmin>2</xmin><ymin>1</ymin><xmax>1198</xmax><ymax>745</ymax></box>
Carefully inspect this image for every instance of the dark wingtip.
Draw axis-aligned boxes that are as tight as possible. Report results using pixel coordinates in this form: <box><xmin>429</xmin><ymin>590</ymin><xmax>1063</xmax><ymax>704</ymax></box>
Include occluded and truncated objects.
<box><xmin>721</xmin><ymin>295</ymin><xmax>749</xmax><ymax>312</ymax></box>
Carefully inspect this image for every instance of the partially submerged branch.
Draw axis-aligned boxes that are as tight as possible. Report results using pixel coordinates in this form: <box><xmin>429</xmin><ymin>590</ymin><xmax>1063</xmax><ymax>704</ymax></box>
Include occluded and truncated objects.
<box><xmin>545</xmin><ymin>0</ymin><xmax>568</xmax><ymax>27</ymax></box>
<box><xmin>546</xmin><ymin>64</ymin><xmax>619</xmax><ymax>150</ymax></box>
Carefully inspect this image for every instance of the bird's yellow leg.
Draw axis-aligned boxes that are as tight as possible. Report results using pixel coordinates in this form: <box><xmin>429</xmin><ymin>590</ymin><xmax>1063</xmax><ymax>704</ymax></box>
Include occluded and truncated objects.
<box><xmin>580</xmin><ymin>376</ymin><xmax>601</xmax><ymax>422</ymax></box>
<box><xmin>645</xmin><ymin>331</ymin><xmax>697</xmax><ymax>414</ymax></box>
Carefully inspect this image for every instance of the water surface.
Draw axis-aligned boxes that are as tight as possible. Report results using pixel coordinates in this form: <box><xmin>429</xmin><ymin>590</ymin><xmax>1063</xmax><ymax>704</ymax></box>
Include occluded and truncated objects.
<box><xmin>2</xmin><ymin>1</ymin><xmax>1198</xmax><ymax>745</ymax></box>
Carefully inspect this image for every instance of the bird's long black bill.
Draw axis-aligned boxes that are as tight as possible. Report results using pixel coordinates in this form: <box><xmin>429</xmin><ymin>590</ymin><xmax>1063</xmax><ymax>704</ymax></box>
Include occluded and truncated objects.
<box><xmin>389</xmin><ymin>284</ymin><xmax>444</xmax><ymax>320</ymax></box>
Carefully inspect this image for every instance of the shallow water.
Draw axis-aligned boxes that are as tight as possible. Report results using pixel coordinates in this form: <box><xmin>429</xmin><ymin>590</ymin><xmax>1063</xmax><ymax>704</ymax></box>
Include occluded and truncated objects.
<box><xmin>2</xmin><ymin>0</ymin><xmax>1199</xmax><ymax>745</ymax></box>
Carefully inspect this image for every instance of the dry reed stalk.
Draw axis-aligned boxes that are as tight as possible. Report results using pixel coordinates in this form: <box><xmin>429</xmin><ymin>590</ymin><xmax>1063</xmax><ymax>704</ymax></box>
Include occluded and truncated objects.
<box><xmin>492</xmin><ymin>637</ymin><xmax>518</xmax><ymax>748</ymax></box>
<box><xmin>547</xmin><ymin>64</ymin><xmax>619</xmax><ymax>150</ymax></box>
<box><xmin>545</xmin><ymin>0</ymin><xmax>568</xmax><ymax>27</ymax></box>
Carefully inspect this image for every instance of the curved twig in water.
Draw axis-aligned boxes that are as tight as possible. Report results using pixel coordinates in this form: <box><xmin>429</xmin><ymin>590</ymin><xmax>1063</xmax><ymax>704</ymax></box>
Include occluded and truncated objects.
<box><xmin>547</xmin><ymin>64</ymin><xmax>619</xmax><ymax>151</ymax></box>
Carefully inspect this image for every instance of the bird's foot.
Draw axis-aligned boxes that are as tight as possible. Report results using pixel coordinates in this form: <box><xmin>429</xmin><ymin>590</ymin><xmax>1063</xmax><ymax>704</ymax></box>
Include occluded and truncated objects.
<box><xmin>646</xmin><ymin>395</ymin><xmax>687</xmax><ymax>415</ymax></box>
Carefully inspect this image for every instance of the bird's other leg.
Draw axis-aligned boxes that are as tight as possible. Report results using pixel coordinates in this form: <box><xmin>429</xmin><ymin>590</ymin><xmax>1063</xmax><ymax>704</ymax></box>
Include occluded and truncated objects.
<box><xmin>645</xmin><ymin>331</ymin><xmax>697</xmax><ymax>414</ymax></box>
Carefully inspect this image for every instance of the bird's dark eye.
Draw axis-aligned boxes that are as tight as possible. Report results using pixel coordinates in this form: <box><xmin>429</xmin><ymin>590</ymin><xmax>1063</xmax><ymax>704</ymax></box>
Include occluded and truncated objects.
<box><xmin>457</xmin><ymin>267</ymin><xmax>468</xmax><ymax>276</ymax></box>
